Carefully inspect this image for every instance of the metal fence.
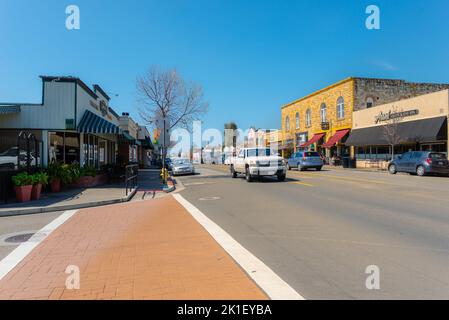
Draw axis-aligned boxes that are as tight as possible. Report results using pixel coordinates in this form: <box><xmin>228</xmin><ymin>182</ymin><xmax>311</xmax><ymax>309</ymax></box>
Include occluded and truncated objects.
<box><xmin>125</xmin><ymin>164</ymin><xmax>139</xmax><ymax>196</ymax></box>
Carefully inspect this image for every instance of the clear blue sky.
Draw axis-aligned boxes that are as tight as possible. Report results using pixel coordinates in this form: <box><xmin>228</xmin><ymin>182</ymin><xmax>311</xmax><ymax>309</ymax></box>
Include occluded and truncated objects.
<box><xmin>1</xmin><ymin>0</ymin><xmax>449</xmax><ymax>132</ymax></box>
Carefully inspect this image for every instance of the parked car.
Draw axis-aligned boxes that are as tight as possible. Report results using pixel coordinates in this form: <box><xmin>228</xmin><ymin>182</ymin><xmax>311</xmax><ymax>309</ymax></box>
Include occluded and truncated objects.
<box><xmin>230</xmin><ymin>148</ymin><xmax>287</xmax><ymax>182</ymax></box>
<box><xmin>0</xmin><ymin>147</ymin><xmax>40</xmax><ymax>170</ymax></box>
<box><xmin>171</xmin><ymin>158</ymin><xmax>195</xmax><ymax>176</ymax></box>
<box><xmin>287</xmin><ymin>151</ymin><xmax>324</xmax><ymax>171</ymax></box>
<box><xmin>388</xmin><ymin>151</ymin><xmax>449</xmax><ymax>176</ymax></box>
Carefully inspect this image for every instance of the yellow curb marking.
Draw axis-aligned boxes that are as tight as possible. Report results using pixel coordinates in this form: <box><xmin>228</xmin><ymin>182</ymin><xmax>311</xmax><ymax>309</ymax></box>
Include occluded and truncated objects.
<box><xmin>290</xmin><ymin>181</ymin><xmax>314</xmax><ymax>187</ymax></box>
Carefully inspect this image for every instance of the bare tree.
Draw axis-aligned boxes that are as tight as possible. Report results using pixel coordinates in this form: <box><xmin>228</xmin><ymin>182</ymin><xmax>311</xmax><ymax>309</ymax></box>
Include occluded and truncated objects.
<box><xmin>137</xmin><ymin>66</ymin><xmax>209</xmax><ymax>132</ymax></box>
<box><xmin>381</xmin><ymin>107</ymin><xmax>404</xmax><ymax>161</ymax></box>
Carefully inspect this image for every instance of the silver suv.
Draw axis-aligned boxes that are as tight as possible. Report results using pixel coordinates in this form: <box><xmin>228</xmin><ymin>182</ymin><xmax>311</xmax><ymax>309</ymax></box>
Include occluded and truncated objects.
<box><xmin>287</xmin><ymin>151</ymin><xmax>324</xmax><ymax>171</ymax></box>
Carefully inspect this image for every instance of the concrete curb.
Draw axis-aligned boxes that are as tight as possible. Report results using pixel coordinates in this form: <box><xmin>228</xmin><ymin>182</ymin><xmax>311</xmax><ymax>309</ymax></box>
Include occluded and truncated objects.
<box><xmin>0</xmin><ymin>187</ymin><xmax>138</xmax><ymax>217</ymax></box>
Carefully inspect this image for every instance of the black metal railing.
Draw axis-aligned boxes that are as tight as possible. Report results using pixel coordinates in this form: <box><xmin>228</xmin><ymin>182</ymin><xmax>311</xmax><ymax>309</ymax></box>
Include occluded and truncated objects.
<box><xmin>125</xmin><ymin>164</ymin><xmax>139</xmax><ymax>196</ymax></box>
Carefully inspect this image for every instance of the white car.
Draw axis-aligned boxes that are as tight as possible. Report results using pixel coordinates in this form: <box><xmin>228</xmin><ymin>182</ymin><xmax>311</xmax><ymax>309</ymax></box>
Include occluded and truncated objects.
<box><xmin>230</xmin><ymin>148</ymin><xmax>287</xmax><ymax>182</ymax></box>
<box><xmin>171</xmin><ymin>158</ymin><xmax>195</xmax><ymax>176</ymax></box>
<box><xmin>0</xmin><ymin>147</ymin><xmax>39</xmax><ymax>170</ymax></box>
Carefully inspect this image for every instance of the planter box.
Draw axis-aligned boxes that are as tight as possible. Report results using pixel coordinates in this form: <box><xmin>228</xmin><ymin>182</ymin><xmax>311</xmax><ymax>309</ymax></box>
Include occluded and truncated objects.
<box><xmin>72</xmin><ymin>173</ymin><xmax>108</xmax><ymax>188</ymax></box>
<box><xmin>14</xmin><ymin>185</ymin><xmax>33</xmax><ymax>202</ymax></box>
<box><xmin>31</xmin><ymin>183</ymin><xmax>43</xmax><ymax>200</ymax></box>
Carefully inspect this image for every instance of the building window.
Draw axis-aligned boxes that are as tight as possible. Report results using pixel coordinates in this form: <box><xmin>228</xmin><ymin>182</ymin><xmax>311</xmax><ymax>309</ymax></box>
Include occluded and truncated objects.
<box><xmin>295</xmin><ymin>113</ymin><xmax>300</xmax><ymax>129</ymax></box>
<box><xmin>320</xmin><ymin>103</ymin><xmax>327</xmax><ymax>123</ymax></box>
<box><xmin>337</xmin><ymin>97</ymin><xmax>345</xmax><ymax>119</ymax></box>
<box><xmin>366</xmin><ymin>97</ymin><xmax>374</xmax><ymax>108</ymax></box>
<box><xmin>285</xmin><ymin>116</ymin><xmax>290</xmax><ymax>131</ymax></box>
<box><xmin>306</xmin><ymin>109</ymin><xmax>311</xmax><ymax>127</ymax></box>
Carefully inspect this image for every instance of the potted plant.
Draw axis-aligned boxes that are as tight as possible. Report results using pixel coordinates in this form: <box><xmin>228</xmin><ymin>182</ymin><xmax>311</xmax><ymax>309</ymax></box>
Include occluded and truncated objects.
<box><xmin>48</xmin><ymin>163</ymin><xmax>73</xmax><ymax>192</ymax></box>
<box><xmin>73</xmin><ymin>165</ymin><xmax>97</xmax><ymax>188</ymax></box>
<box><xmin>11</xmin><ymin>172</ymin><xmax>33</xmax><ymax>202</ymax></box>
<box><xmin>31</xmin><ymin>172</ymin><xmax>49</xmax><ymax>200</ymax></box>
<box><xmin>48</xmin><ymin>163</ymin><xmax>62</xmax><ymax>192</ymax></box>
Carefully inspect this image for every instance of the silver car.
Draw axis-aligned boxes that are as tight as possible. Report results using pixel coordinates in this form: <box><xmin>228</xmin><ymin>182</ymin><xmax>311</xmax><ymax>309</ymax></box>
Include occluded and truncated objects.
<box><xmin>172</xmin><ymin>158</ymin><xmax>195</xmax><ymax>176</ymax></box>
<box><xmin>287</xmin><ymin>151</ymin><xmax>324</xmax><ymax>171</ymax></box>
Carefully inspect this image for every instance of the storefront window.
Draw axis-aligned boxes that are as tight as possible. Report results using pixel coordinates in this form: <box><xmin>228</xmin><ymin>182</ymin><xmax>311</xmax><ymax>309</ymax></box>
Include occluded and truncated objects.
<box><xmin>64</xmin><ymin>133</ymin><xmax>80</xmax><ymax>165</ymax></box>
<box><xmin>49</xmin><ymin>132</ymin><xmax>64</xmax><ymax>164</ymax></box>
<box><xmin>0</xmin><ymin>130</ymin><xmax>42</xmax><ymax>170</ymax></box>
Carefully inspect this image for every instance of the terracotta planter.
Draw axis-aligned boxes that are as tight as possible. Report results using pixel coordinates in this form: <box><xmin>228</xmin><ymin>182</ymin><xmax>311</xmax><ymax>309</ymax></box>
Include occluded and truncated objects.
<box><xmin>31</xmin><ymin>183</ymin><xmax>43</xmax><ymax>201</ymax></box>
<box><xmin>73</xmin><ymin>176</ymin><xmax>94</xmax><ymax>188</ymax></box>
<box><xmin>50</xmin><ymin>179</ymin><xmax>61</xmax><ymax>193</ymax></box>
<box><xmin>14</xmin><ymin>185</ymin><xmax>33</xmax><ymax>202</ymax></box>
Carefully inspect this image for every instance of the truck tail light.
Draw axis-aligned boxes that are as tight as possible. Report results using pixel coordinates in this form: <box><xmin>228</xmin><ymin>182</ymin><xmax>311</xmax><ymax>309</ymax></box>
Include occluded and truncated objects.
<box><xmin>426</xmin><ymin>158</ymin><xmax>432</xmax><ymax>165</ymax></box>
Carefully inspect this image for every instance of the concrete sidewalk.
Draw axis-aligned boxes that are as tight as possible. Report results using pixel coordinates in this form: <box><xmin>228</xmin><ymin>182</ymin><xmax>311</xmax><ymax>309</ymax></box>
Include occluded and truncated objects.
<box><xmin>0</xmin><ymin>197</ymin><xmax>267</xmax><ymax>300</ymax></box>
<box><xmin>0</xmin><ymin>169</ymin><xmax>171</xmax><ymax>217</ymax></box>
<box><xmin>0</xmin><ymin>184</ymin><xmax>137</xmax><ymax>217</ymax></box>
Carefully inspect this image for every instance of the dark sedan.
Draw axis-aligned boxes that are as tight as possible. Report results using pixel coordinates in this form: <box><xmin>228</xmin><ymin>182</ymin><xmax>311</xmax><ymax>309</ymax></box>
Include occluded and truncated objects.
<box><xmin>388</xmin><ymin>151</ymin><xmax>449</xmax><ymax>176</ymax></box>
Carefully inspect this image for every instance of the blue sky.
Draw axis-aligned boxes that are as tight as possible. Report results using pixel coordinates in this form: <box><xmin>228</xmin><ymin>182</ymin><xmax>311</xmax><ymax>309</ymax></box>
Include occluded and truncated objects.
<box><xmin>1</xmin><ymin>0</ymin><xmax>449</xmax><ymax>132</ymax></box>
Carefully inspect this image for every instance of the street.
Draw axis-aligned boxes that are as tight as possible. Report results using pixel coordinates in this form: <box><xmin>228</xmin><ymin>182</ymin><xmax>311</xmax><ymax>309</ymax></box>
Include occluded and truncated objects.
<box><xmin>176</xmin><ymin>165</ymin><xmax>449</xmax><ymax>299</ymax></box>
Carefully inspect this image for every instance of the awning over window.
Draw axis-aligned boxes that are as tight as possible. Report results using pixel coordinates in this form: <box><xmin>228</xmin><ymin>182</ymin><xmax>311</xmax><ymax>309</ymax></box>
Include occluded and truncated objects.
<box><xmin>140</xmin><ymin>138</ymin><xmax>154</xmax><ymax>149</ymax></box>
<box><xmin>322</xmin><ymin>129</ymin><xmax>350</xmax><ymax>148</ymax></box>
<box><xmin>346</xmin><ymin>116</ymin><xmax>447</xmax><ymax>147</ymax></box>
<box><xmin>300</xmin><ymin>133</ymin><xmax>325</xmax><ymax>148</ymax></box>
<box><xmin>77</xmin><ymin>110</ymin><xmax>121</xmax><ymax>134</ymax></box>
<box><xmin>0</xmin><ymin>105</ymin><xmax>21</xmax><ymax>115</ymax></box>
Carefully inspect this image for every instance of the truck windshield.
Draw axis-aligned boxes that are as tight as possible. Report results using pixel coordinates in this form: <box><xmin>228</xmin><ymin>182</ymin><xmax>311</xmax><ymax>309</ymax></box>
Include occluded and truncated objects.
<box><xmin>247</xmin><ymin>149</ymin><xmax>274</xmax><ymax>157</ymax></box>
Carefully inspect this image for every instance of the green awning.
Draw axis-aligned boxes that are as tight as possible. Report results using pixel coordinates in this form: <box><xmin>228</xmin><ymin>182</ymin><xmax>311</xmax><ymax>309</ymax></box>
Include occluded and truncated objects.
<box><xmin>77</xmin><ymin>110</ymin><xmax>121</xmax><ymax>134</ymax></box>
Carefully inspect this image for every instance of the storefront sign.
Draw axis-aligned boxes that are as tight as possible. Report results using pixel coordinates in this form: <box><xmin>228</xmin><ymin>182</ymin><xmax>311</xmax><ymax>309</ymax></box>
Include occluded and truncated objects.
<box><xmin>375</xmin><ymin>109</ymin><xmax>419</xmax><ymax>124</ymax></box>
<box><xmin>99</xmin><ymin>100</ymin><xmax>108</xmax><ymax>116</ymax></box>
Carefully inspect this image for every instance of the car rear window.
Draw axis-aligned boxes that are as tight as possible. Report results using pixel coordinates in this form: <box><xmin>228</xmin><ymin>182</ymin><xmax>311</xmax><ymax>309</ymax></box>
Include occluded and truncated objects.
<box><xmin>304</xmin><ymin>152</ymin><xmax>320</xmax><ymax>157</ymax></box>
<box><xmin>430</xmin><ymin>153</ymin><xmax>447</xmax><ymax>160</ymax></box>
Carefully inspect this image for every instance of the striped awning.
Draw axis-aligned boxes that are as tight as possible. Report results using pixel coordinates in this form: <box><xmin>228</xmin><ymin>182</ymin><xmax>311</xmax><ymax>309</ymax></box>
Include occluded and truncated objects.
<box><xmin>0</xmin><ymin>105</ymin><xmax>21</xmax><ymax>114</ymax></box>
<box><xmin>77</xmin><ymin>110</ymin><xmax>121</xmax><ymax>134</ymax></box>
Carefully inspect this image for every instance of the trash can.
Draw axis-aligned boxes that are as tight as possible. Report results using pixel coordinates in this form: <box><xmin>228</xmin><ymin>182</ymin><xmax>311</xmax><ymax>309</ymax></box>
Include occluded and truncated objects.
<box><xmin>349</xmin><ymin>158</ymin><xmax>357</xmax><ymax>168</ymax></box>
<box><xmin>342</xmin><ymin>156</ymin><xmax>350</xmax><ymax>168</ymax></box>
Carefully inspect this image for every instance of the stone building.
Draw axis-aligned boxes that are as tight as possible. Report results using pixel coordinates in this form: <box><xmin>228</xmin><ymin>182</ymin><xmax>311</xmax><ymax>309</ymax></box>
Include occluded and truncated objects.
<box><xmin>281</xmin><ymin>77</ymin><xmax>449</xmax><ymax>159</ymax></box>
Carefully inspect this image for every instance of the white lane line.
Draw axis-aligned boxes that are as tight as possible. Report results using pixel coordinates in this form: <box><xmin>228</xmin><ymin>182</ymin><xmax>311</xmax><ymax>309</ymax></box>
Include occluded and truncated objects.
<box><xmin>0</xmin><ymin>210</ymin><xmax>78</xmax><ymax>281</ymax></box>
<box><xmin>173</xmin><ymin>194</ymin><xmax>304</xmax><ymax>300</ymax></box>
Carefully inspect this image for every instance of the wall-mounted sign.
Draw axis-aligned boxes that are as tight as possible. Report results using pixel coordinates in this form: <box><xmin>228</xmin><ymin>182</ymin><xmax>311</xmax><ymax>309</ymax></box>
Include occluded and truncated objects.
<box><xmin>99</xmin><ymin>100</ymin><xmax>108</xmax><ymax>116</ymax></box>
<box><xmin>90</xmin><ymin>100</ymin><xmax>99</xmax><ymax>110</ymax></box>
<box><xmin>65</xmin><ymin>119</ymin><xmax>75</xmax><ymax>130</ymax></box>
<box><xmin>321</xmin><ymin>122</ymin><xmax>330</xmax><ymax>131</ymax></box>
<box><xmin>375</xmin><ymin>109</ymin><xmax>419</xmax><ymax>124</ymax></box>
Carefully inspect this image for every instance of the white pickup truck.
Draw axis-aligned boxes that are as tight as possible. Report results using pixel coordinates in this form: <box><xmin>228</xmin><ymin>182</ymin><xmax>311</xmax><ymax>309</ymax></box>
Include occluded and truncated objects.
<box><xmin>230</xmin><ymin>148</ymin><xmax>287</xmax><ymax>182</ymax></box>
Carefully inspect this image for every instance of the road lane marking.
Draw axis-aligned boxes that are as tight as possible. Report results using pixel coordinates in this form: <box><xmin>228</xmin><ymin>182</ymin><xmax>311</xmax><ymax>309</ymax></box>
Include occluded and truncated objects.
<box><xmin>173</xmin><ymin>193</ymin><xmax>305</xmax><ymax>300</ymax></box>
<box><xmin>291</xmin><ymin>181</ymin><xmax>314</xmax><ymax>187</ymax></box>
<box><xmin>0</xmin><ymin>210</ymin><xmax>78</xmax><ymax>281</ymax></box>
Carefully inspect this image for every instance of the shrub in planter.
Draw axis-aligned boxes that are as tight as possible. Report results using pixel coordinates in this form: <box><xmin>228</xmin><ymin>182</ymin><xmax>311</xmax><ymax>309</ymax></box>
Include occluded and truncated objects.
<box><xmin>72</xmin><ymin>165</ymin><xmax>98</xmax><ymax>188</ymax></box>
<box><xmin>12</xmin><ymin>172</ymin><xmax>33</xmax><ymax>202</ymax></box>
<box><xmin>31</xmin><ymin>172</ymin><xmax>49</xmax><ymax>201</ymax></box>
<box><xmin>48</xmin><ymin>163</ymin><xmax>73</xmax><ymax>192</ymax></box>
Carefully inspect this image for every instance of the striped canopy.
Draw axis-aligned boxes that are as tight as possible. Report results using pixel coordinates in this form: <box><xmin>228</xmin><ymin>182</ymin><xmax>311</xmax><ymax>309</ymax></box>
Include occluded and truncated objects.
<box><xmin>77</xmin><ymin>110</ymin><xmax>121</xmax><ymax>134</ymax></box>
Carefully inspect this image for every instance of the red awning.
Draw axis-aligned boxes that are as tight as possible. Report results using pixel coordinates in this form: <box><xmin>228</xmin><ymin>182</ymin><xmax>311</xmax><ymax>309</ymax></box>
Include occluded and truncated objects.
<box><xmin>322</xmin><ymin>129</ymin><xmax>350</xmax><ymax>148</ymax></box>
<box><xmin>300</xmin><ymin>133</ymin><xmax>325</xmax><ymax>148</ymax></box>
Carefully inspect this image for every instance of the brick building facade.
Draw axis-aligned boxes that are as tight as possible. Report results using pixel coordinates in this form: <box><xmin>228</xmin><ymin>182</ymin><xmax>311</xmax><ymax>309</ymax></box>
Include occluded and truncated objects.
<box><xmin>281</xmin><ymin>77</ymin><xmax>449</xmax><ymax>158</ymax></box>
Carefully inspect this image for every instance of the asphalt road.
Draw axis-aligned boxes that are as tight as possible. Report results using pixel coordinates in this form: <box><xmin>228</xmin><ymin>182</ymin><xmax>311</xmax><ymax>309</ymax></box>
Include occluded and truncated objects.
<box><xmin>177</xmin><ymin>165</ymin><xmax>449</xmax><ymax>299</ymax></box>
<box><xmin>0</xmin><ymin>211</ymin><xmax>64</xmax><ymax>261</ymax></box>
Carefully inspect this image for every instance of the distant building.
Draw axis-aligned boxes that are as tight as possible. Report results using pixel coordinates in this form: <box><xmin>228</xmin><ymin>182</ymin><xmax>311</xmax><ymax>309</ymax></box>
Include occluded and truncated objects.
<box><xmin>281</xmin><ymin>77</ymin><xmax>449</xmax><ymax>158</ymax></box>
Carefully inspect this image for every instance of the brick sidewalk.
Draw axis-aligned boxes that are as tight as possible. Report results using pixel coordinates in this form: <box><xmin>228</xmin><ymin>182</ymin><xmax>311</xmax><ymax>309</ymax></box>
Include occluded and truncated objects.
<box><xmin>0</xmin><ymin>197</ymin><xmax>267</xmax><ymax>300</ymax></box>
